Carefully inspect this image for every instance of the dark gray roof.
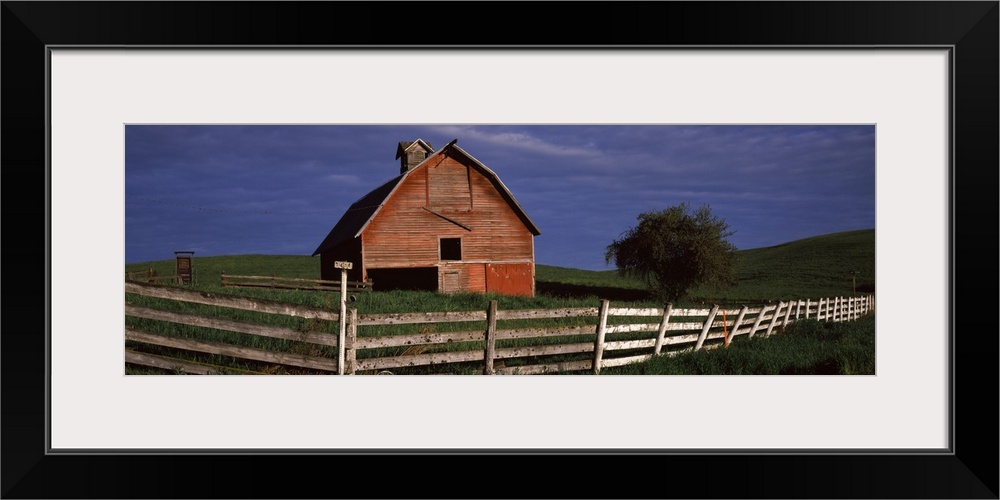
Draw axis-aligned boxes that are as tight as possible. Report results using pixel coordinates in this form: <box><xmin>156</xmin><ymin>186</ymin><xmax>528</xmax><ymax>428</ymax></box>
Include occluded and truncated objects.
<box><xmin>312</xmin><ymin>140</ymin><xmax>540</xmax><ymax>256</ymax></box>
<box><xmin>311</xmin><ymin>175</ymin><xmax>404</xmax><ymax>256</ymax></box>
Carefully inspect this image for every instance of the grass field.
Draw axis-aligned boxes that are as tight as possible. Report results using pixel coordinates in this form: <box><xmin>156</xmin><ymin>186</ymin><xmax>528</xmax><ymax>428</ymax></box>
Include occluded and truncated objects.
<box><xmin>125</xmin><ymin>228</ymin><xmax>875</xmax><ymax>375</ymax></box>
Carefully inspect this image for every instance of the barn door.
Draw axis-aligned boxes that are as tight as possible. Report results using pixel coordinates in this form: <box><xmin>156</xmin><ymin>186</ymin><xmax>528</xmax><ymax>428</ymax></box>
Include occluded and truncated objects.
<box><xmin>440</xmin><ymin>266</ymin><xmax>468</xmax><ymax>294</ymax></box>
<box><xmin>441</xmin><ymin>270</ymin><xmax>462</xmax><ymax>293</ymax></box>
<box><xmin>486</xmin><ymin>263</ymin><xmax>533</xmax><ymax>297</ymax></box>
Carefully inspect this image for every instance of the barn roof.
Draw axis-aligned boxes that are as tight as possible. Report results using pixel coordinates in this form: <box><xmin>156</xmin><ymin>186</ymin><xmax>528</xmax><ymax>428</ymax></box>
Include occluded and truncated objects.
<box><xmin>312</xmin><ymin>140</ymin><xmax>540</xmax><ymax>256</ymax></box>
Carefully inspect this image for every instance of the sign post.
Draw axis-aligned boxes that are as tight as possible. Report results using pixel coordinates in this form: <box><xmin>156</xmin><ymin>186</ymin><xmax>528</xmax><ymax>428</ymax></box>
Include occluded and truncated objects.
<box><xmin>334</xmin><ymin>261</ymin><xmax>353</xmax><ymax>375</ymax></box>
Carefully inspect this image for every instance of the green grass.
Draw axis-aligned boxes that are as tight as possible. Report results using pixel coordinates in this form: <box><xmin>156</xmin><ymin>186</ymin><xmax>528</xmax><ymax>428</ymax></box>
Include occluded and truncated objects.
<box><xmin>126</xmin><ymin>254</ymin><xmax>320</xmax><ymax>283</ymax></box>
<box><xmin>536</xmin><ymin>264</ymin><xmax>645</xmax><ymax>289</ymax></box>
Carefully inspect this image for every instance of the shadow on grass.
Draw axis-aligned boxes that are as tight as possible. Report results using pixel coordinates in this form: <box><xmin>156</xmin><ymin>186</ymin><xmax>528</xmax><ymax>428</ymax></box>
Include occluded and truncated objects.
<box><xmin>536</xmin><ymin>281</ymin><xmax>653</xmax><ymax>302</ymax></box>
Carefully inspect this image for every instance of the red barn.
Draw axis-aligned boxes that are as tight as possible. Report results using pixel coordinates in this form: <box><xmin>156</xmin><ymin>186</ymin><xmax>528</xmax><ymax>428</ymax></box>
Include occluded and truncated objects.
<box><xmin>312</xmin><ymin>139</ymin><xmax>541</xmax><ymax>296</ymax></box>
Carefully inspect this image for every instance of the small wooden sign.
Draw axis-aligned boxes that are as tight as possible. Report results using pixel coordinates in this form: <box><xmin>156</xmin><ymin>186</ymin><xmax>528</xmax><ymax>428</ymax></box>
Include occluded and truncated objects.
<box><xmin>334</xmin><ymin>261</ymin><xmax>353</xmax><ymax>270</ymax></box>
<box><xmin>175</xmin><ymin>251</ymin><xmax>195</xmax><ymax>284</ymax></box>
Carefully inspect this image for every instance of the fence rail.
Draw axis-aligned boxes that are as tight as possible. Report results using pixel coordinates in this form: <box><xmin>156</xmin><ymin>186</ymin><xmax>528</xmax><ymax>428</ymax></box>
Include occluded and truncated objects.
<box><xmin>220</xmin><ymin>272</ymin><xmax>372</xmax><ymax>292</ymax></box>
<box><xmin>124</xmin><ymin>280</ymin><xmax>874</xmax><ymax>375</ymax></box>
<box><xmin>125</xmin><ymin>268</ymin><xmax>181</xmax><ymax>284</ymax></box>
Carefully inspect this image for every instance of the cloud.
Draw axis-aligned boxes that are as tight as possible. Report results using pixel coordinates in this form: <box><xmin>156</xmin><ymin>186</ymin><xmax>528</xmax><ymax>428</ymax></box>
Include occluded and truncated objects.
<box><xmin>322</xmin><ymin>174</ymin><xmax>364</xmax><ymax>185</ymax></box>
<box><xmin>429</xmin><ymin>125</ymin><xmax>599</xmax><ymax>158</ymax></box>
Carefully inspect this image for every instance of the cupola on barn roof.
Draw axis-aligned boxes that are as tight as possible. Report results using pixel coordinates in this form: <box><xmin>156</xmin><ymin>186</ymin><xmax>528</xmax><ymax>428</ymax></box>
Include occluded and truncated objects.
<box><xmin>395</xmin><ymin>139</ymin><xmax>435</xmax><ymax>174</ymax></box>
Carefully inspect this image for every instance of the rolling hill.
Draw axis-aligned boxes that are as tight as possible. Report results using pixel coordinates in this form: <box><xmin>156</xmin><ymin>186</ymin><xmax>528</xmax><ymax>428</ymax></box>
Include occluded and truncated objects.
<box><xmin>536</xmin><ymin>229</ymin><xmax>875</xmax><ymax>303</ymax></box>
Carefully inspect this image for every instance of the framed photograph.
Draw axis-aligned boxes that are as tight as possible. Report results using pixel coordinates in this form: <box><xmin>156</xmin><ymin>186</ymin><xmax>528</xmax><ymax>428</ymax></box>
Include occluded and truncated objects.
<box><xmin>5</xmin><ymin>2</ymin><xmax>996</xmax><ymax>498</ymax></box>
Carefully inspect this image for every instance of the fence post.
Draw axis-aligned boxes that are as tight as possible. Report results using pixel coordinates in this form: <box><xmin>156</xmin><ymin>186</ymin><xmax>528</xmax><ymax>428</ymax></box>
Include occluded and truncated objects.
<box><xmin>781</xmin><ymin>302</ymin><xmax>793</xmax><ymax>330</ymax></box>
<box><xmin>748</xmin><ymin>305</ymin><xmax>768</xmax><ymax>339</ymax></box>
<box><xmin>694</xmin><ymin>304</ymin><xmax>720</xmax><ymax>351</ymax></box>
<box><xmin>765</xmin><ymin>302</ymin><xmax>785</xmax><ymax>337</ymax></box>
<box><xmin>484</xmin><ymin>300</ymin><xmax>497</xmax><ymax>375</ymax></box>
<box><xmin>794</xmin><ymin>300</ymin><xmax>801</xmax><ymax>320</ymax></box>
<box><xmin>593</xmin><ymin>299</ymin><xmax>610</xmax><ymax>375</ymax></box>
<box><xmin>805</xmin><ymin>299</ymin><xmax>811</xmax><ymax>319</ymax></box>
<box><xmin>346</xmin><ymin>308</ymin><xmax>357</xmax><ymax>375</ymax></box>
<box><xmin>337</xmin><ymin>292</ymin><xmax>346</xmax><ymax>375</ymax></box>
<box><xmin>731</xmin><ymin>305</ymin><xmax>749</xmax><ymax>343</ymax></box>
<box><xmin>653</xmin><ymin>303</ymin><xmax>673</xmax><ymax>355</ymax></box>
<box><xmin>721</xmin><ymin>308</ymin><xmax>730</xmax><ymax>347</ymax></box>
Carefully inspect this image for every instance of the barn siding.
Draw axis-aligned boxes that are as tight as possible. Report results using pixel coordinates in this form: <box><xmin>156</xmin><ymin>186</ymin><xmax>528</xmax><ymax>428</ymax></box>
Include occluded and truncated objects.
<box><xmin>362</xmin><ymin>153</ymin><xmax>534</xmax><ymax>278</ymax></box>
<box><xmin>428</xmin><ymin>158</ymin><xmax>472</xmax><ymax>212</ymax></box>
<box><xmin>362</xmin><ymin>168</ymin><xmax>441</xmax><ymax>265</ymax></box>
<box><xmin>469</xmin><ymin>264</ymin><xmax>487</xmax><ymax>292</ymax></box>
<box><xmin>467</xmin><ymin>166</ymin><xmax>534</xmax><ymax>261</ymax></box>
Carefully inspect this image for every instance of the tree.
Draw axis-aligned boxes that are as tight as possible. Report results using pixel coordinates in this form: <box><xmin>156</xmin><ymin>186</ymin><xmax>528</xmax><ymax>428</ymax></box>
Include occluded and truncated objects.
<box><xmin>605</xmin><ymin>203</ymin><xmax>738</xmax><ymax>302</ymax></box>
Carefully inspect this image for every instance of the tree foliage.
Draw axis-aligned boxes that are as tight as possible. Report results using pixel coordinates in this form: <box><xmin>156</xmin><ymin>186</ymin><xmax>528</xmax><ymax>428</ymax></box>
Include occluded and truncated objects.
<box><xmin>605</xmin><ymin>203</ymin><xmax>738</xmax><ymax>302</ymax></box>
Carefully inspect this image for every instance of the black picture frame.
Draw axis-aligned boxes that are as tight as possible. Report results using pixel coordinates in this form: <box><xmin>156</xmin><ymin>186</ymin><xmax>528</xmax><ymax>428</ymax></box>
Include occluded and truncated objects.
<box><xmin>3</xmin><ymin>2</ymin><xmax>997</xmax><ymax>498</ymax></box>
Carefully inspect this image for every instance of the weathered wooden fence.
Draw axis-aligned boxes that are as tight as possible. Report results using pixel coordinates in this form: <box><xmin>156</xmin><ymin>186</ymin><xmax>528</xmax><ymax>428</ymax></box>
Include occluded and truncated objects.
<box><xmin>124</xmin><ymin>280</ymin><xmax>874</xmax><ymax>375</ymax></box>
<box><xmin>220</xmin><ymin>272</ymin><xmax>373</xmax><ymax>292</ymax></box>
<box><xmin>124</xmin><ymin>268</ymin><xmax>181</xmax><ymax>284</ymax></box>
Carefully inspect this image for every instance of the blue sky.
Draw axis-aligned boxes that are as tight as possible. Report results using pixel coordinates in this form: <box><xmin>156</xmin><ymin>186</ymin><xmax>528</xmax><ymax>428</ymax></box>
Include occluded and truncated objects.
<box><xmin>125</xmin><ymin>125</ymin><xmax>875</xmax><ymax>271</ymax></box>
